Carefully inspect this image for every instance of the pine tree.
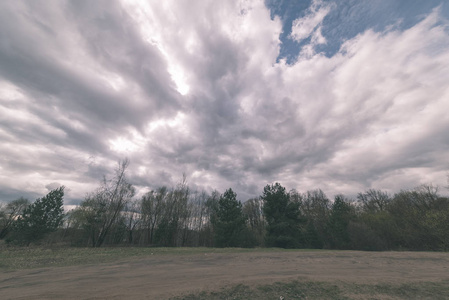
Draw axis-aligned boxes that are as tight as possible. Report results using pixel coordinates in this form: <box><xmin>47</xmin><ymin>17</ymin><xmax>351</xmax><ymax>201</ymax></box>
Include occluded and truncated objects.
<box><xmin>262</xmin><ymin>183</ymin><xmax>304</xmax><ymax>248</ymax></box>
<box><xmin>13</xmin><ymin>187</ymin><xmax>65</xmax><ymax>245</ymax></box>
<box><xmin>328</xmin><ymin>195</ymin><xmax>354</xmax><ymax>249</ymax></box>
<box><xmin>211</xmin><ymin>188</ymin><xmax>246</xmax><ymax>247</ymax></box>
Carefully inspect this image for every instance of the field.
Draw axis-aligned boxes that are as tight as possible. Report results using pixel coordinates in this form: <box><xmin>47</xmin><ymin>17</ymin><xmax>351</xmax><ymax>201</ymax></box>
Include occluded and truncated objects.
<box><xmin>1</xmin><ymin>247</ymin><xmax>449</xmax><ymax>299</ymax></box>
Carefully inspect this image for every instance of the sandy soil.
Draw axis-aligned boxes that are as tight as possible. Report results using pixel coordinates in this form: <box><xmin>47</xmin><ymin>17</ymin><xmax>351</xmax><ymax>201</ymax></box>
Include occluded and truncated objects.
<box><xmin>1</xmin><ymin>250</ymin><xmax>448</xmax><ymax>299</ymax></box>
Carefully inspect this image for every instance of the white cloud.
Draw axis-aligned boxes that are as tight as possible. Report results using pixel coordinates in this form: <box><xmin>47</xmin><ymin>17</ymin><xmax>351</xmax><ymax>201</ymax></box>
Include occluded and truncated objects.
<box><xmin>0</xmin><ymin>1</ymin><xmax>448</xmax><ymax>205</ymax></box>
<box><xmin>290</xmin><ymin>0</ymin><xmax>334</xmax><ymax>43</ymax></box>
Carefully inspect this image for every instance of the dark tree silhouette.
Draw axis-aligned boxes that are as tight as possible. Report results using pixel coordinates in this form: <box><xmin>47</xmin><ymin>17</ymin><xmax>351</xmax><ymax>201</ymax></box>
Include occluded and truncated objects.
<box><xmin>12</xmin><ymin>187</ymin><xmax>65</xmax><ymax>245</ymax></box>
<box><xmin>0</xmin><ymin>197</ymin><xmax>29</xmax><ymax>239</ymax></box>
<box><xmin>211</xmin><ymin>188</ymin><xmax>246</xmax><ymax>247</ymax></box>
<box><xmin>262</xmin><ymin>183</ymin><xmax>304</xmax><ymax>248</ymax></box>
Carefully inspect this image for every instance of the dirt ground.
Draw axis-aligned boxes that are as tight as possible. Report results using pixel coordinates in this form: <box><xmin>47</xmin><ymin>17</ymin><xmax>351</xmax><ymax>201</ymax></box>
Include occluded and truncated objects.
<box><xmin>1</xmin><ymin>250</ymin><xmax>448</xmax><ymax>299</ymax></box>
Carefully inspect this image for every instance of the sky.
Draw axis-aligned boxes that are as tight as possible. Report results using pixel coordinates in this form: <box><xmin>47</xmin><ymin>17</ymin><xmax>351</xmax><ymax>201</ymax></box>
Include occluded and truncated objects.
<box><xmin>1</xmin><ymin>0</ymin><xmax>449</xmax><ymax>206</ymax></box>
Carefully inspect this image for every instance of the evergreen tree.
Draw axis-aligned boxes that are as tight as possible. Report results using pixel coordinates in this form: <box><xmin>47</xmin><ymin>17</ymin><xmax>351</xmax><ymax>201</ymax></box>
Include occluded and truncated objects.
<box><xmin>211</xmin><ymin>188</ymin><xmax>246</xmax><ymax>247</ymax></box>
<box><xmin>262</xmin><ymin>183</ymin><xmax>304</xmax><ymax>248</ymax></box>
<box><xmin>328</xmin><ymin>195</ymin><xmax>354</xmax><ymax>249</ymax></box>
<box><xmin>12</xmin><ymin>187</ymin><xmax>65</xmax><ymax>245</ymax></box>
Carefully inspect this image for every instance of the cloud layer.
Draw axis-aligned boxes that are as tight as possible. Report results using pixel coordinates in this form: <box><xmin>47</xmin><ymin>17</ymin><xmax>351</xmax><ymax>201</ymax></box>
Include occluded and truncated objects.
<box><xmin>1</xmin><ymin>0</ymin><xmax>448</xmax><ymax>204</ymax></box>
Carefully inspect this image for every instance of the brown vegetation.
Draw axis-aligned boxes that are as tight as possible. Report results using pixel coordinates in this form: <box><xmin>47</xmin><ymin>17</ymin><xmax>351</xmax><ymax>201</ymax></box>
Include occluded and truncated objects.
<box><xmin>1</xmin><ymin>248</ymin><xmax>448</xmax><ymax>299</ymax></box>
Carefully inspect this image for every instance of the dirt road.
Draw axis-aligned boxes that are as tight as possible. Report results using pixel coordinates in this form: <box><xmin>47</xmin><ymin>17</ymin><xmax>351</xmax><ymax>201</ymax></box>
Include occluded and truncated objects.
<box><xmin>1</xmin><ymin>250</ymin><xmax>448</xmax><ymax>299</ymax></box>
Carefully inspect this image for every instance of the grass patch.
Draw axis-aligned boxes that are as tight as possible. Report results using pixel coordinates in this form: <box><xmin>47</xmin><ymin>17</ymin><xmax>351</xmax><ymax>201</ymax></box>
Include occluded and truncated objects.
<box><xmin>0</xmin><ymin>246</ymin><xmax>318</xmax><ymax>270</ymax></box>
<box><xmin>172</xmin><ymin>281</ymin><xmax>346</xmax><ymax>300</ymax></box>
<box><xmin>172</xmin><ymin>280</ymin><xmax>449</xmax><ymax>300</ymax></box>
<box><xmin>349</xmin><ymin>281</ymin><xmax>449</xmax><ymax>299</ymax></box>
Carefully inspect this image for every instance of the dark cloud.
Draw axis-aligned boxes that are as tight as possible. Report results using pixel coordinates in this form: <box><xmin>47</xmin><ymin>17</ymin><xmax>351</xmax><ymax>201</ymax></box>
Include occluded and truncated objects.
<box><xmin>0</xmin><ymin>187</ymin><xmax>40</xmax><ymax>203</ymax></box>
<box><xmin>0</xmin><ymin>0</ymin><xmax>448</xmax><ymax>207</ymax></box>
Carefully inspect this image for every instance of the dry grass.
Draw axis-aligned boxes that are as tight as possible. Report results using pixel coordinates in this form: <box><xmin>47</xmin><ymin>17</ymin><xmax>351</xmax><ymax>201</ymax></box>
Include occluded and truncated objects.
<box><xmin>0</xmin><ymin>244</ymin><xmax>302</xmax><ymax>270</ymax></box>
<box><xmin>1</xmin><ymin>245</ymin><xmax>448</xmax><ymax>299</ymax></box>
<box><xmin>173</xmin><ymin>280</ymin><xmax>449</xmax><ymax>300</ymax></box>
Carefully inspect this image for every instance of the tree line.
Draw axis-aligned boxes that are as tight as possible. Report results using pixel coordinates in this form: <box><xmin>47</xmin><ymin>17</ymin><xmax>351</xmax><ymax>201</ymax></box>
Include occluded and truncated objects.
<box><xmin>1</xmin><ymin>160</ymin><xmax>448</xmax><ymax>251</ymax></box>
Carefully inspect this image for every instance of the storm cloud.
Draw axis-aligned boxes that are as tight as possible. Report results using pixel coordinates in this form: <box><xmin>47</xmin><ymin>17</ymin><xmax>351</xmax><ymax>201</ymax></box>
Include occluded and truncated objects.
<box><xmin>1</xmin><ymin>0</ymin><xmax>448</xmax><ymax>205</ymax></box>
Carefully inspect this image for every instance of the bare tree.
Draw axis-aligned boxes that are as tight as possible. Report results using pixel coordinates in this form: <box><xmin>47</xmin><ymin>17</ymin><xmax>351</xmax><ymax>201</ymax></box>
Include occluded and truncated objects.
<box><xmin>242</xmin><ymin>197</ymin><xmax>265</xmax><ymax>246</ymax></box>
<box><xmin>124</xmin><ymin>199</ymin><xmax>141</xmax><ymax>244</ymax></box>
<box><xmin>140</xmin><ymin>186</ymin><xmax>167</xmax><ymax>245</ymax></box>
<box><xmin>303</xmin><ymin>189</ymin><xmax>331</xmax><ymax>248</ymax></box>
<box><xmin>154</xmin><ymin>176</ymin><xmax>190</xmax><ymax>247</ymax></box>
<box><xmin>187</xmin><ymin>190</ymin><xmax>209</xmax><ymax>246</ymax></box>
<box><xmin>78</xmin><ymin>159</ymin><xmax>135</xmax><ymax>247</ymax></box>
<box><xmin>0</xmin><ymin>197</ymin><xmax>30</xmax><ymax>239</ymax></box>
<box><xmin>357</xmin><ymin>189</ymin><xmax>390</xmax><ymax>213</ymax></box>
